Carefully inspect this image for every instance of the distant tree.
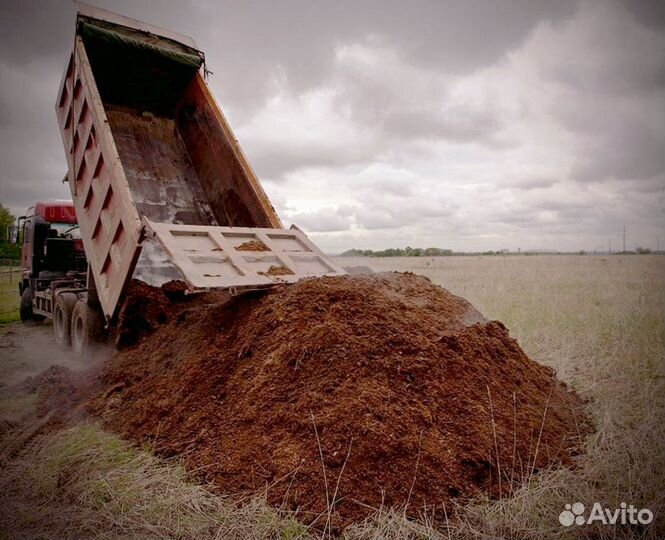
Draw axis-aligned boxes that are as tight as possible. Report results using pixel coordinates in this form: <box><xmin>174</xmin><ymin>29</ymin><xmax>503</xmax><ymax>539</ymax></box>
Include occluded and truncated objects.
<box><xmin>0</xmin><ymin>203</ymin><xmax>19</xmax><ymax>259</ymax></box>
<box><xmin>636</xmin><ymin>247</ymin><xmax>652</xmax><ymax>254</ymax></box>
<box><xmin>0</xmin><ymin>243</ymin><xmax>20</xmax><ymax>259</ymax></box>
<box><xmin>0</xmin><ymin>203</ymin><xmax>14</xmax><ymax>241</ymax></box>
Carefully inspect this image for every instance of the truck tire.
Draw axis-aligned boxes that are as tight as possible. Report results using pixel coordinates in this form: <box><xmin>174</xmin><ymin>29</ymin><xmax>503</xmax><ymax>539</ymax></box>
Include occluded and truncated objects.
<box><xmin>20</xmin><ymin>288</ymin><xmax>45</xmax><ymax>326</ymax></box>
<box><xmin>53</xmin><ymin>293</ymin><xmax>78</xmax><ymax>346</ymax></box>
<box><xmin>71</xmin><ymin>299</ymin><xmax>105</xmax><ymax>356</ymax></box>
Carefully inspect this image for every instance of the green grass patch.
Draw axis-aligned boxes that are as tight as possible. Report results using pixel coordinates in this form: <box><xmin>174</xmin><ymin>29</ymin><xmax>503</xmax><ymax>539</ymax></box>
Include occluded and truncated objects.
<box><xmin>0</xmin><ymin>270</ymin><xmax>20</xmax><ymax>324</ymax></box>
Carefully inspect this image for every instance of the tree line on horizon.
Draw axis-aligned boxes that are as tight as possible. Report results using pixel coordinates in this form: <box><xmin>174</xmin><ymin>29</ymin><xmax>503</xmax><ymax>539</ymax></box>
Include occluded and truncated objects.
<box><xmin>340</xmin><ymin>247</ymin><xmax>454</xmax><ymax>257</ymax></box>
<box><xmin>340</xmin><ymin>246</ymin><xmax>659</xmax><ymax>257</ymax></box>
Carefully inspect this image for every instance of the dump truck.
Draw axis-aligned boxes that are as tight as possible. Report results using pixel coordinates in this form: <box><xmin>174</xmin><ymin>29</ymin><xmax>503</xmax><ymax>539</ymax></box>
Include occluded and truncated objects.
<box><xmin>18</xmin><ymin>4</ymin><xmax>345</xmax><ymax>354</ymax></box>
<box><xmin>16</xmin><ymin>200</ymin><xmax>87</xmax><ymax>332</ymax></box>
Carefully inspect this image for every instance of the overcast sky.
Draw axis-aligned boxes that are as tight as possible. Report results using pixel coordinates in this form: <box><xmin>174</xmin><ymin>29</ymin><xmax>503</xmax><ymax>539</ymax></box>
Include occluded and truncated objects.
<box><xmin>0</xmin><ymin>0</ymin><xmax>664</xmax><ymax>253</ymax></box>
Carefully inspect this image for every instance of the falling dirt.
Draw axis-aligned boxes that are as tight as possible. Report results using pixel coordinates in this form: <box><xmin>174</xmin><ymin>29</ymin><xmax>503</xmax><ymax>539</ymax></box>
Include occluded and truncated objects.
<box><xmin>236</xmin><ymin>240</ymin><xmax>270</xmax><ymax>252</ymax></box>
<box><xmin>115</xmin><ymin>279</ymin><xmax>203</xmax><ymax>348</ymax></box>
<box><xmin>89</xmin><ymin>272</ymin><xmax>589</xmax><ymax>529</ymax></box>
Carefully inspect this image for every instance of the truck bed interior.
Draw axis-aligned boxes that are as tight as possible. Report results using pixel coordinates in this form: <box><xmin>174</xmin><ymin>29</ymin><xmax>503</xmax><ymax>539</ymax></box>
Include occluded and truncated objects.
<box><xmin>79</xmin><ymin>17</ymin><xmax>274</xmax><ymax>229</ymax></box>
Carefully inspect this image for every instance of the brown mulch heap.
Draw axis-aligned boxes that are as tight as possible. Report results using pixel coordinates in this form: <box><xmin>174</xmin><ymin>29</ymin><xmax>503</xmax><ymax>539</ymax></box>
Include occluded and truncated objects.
<box><xmin>89</xmin><ymin>272</ymin><xmax>588</xmax><ymax>529</ymax></box>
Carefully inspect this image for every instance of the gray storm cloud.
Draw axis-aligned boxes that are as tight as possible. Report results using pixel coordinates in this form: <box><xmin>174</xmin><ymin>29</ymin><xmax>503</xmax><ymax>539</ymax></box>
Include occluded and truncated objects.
<box><xmin>0</xmin><ymin>0</ymin><xmax>663</xmax><ymax>252</ymax></box>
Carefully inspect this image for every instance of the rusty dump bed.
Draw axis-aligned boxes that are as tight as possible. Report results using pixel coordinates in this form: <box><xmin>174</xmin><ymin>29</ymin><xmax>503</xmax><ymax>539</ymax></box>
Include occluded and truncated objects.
<box><xmin>55</xmin><ymin>5</ymin><xmax>344</xmax><ymax>319</ymax></box>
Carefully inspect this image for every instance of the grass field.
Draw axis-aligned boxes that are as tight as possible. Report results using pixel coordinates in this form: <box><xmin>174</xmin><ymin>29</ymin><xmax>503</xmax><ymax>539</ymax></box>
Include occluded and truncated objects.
<box><xmin>0</xmin><ymin>265</ymin><xmax>20</xmax><ymax>325</ymax></box>
<box><xmin>0</xmin><ymin>255</ymin><xmax>663</xmax><ymax>539</ymax></box>
<box><xmin>338</xmin><ymin>254</ymin><xmax>665</xmax><ymax>538</ymax></box>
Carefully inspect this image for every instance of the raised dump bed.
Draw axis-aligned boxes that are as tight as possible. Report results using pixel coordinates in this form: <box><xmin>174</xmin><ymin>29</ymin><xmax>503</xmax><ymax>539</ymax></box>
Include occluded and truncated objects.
<box><xmin>56</xmin><ymin>5</ymin><xmax>344</xmax><ymax>321</ymax></box>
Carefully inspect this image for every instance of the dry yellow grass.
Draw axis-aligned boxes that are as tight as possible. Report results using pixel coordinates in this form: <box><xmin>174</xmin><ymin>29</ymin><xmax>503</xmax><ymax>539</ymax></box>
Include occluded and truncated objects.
<box><xmin>0</xmin><ymin>423</ymin><xmax>309</xmax><ymax>539</ymax></box>
<box><xmin>0</xmin><ymin>255</ymin><xmax>662</xmax><ymax>539</ymax></box>
<box><xmin>339</xmin><ymin>254</ymin><xmax>665</xmax><ymax>539</ymax></box>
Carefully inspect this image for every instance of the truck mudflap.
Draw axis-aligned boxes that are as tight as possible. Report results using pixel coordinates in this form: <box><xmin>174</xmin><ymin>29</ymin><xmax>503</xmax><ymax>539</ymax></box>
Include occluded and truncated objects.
<box><xmin>144</xmin><ymin>219</ymin><xmax>346</xmax><ymax>290</ymax></box>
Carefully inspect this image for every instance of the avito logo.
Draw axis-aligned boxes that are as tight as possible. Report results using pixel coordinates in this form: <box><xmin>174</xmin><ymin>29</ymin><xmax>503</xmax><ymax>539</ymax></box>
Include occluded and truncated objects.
<box><xmin>559</xmin><ymin>502</ymin><xmax>653</xmax><ymax>527</ymax></box>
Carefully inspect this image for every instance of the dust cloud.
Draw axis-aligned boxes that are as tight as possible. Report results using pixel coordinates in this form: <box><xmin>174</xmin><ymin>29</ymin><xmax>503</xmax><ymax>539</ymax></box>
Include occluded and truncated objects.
<box><xmin>0</xmin><ymin>322</ymin><xmax>112</xmax><ymax>426</ymax></box>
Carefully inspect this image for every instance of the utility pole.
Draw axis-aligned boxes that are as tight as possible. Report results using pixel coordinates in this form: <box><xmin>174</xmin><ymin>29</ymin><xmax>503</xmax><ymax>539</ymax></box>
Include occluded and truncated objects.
<box><xmin>609</xmin><ymin>238</ymin><xmax>612</xmax><ymax>254</ymax></box>
<box><xmin>623</xmin><ymin>224</ymin><xmax>626</xmax><ymax>253</ymax></box>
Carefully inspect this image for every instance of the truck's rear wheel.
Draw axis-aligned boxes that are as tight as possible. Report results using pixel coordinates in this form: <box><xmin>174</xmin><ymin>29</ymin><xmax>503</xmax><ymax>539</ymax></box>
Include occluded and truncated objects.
<box><xmin>71</xmin><ymin>299</ymin><xmax>105</xmax><ymax>356</ymax></box>
<box><xmin>20</xmin><ymin>288</ymin><xmax>45</xmax><ymax>326</ymax></box>
<box><xmin>53</xmin><ymin>293</ymin><xmax>78</xmax><ymax>346</ymax></box>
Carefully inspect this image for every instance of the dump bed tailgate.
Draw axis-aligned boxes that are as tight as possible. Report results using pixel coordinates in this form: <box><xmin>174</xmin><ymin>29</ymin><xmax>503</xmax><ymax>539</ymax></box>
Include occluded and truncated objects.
<box><xmin>145</xmin><ymin>220</ymin><xmax>346</xmax><ymax>289</ymax></box>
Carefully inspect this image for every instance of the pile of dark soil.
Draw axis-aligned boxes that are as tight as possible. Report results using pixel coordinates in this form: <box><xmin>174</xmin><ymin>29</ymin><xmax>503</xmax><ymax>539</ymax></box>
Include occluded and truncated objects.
<box><xmin>90</xmin><ymin>273</ymin><xmax>588</xmax><ymax>528</ymax></box>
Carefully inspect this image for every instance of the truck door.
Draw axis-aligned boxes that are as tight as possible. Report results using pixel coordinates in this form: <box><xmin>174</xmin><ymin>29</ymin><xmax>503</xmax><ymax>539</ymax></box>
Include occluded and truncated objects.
<box><xmin>20</xmin><ymin>218</ymin><xmax>32</xmax><ymax>275</ymax></box>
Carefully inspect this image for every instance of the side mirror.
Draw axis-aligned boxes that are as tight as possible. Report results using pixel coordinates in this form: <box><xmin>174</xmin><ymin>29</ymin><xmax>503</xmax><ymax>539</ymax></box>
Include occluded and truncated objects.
<box><xmin>8</xmin><ymin>224</ymin><xmax>18</xmax><ymax>244</ymax></box>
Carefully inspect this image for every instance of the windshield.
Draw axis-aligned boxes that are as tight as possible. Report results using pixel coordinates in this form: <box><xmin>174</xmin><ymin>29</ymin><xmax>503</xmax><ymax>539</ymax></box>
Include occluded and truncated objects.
<box><xmin>50</xmin><ymin>222</ymin><xmax>81</xmax><ymax>239</ymax></box>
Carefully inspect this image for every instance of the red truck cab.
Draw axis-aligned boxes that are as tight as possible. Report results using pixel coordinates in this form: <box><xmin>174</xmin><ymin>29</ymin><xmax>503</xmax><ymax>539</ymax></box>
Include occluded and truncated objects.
<box><xmin>20</xmin><ymin>201</ymin><xmax>79</xmax><ymax>273</ymax></box>
<box><xmin>18</xmin><ymin>200</ymin><xmax>87</xmax><ymax>324</ymax></box>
